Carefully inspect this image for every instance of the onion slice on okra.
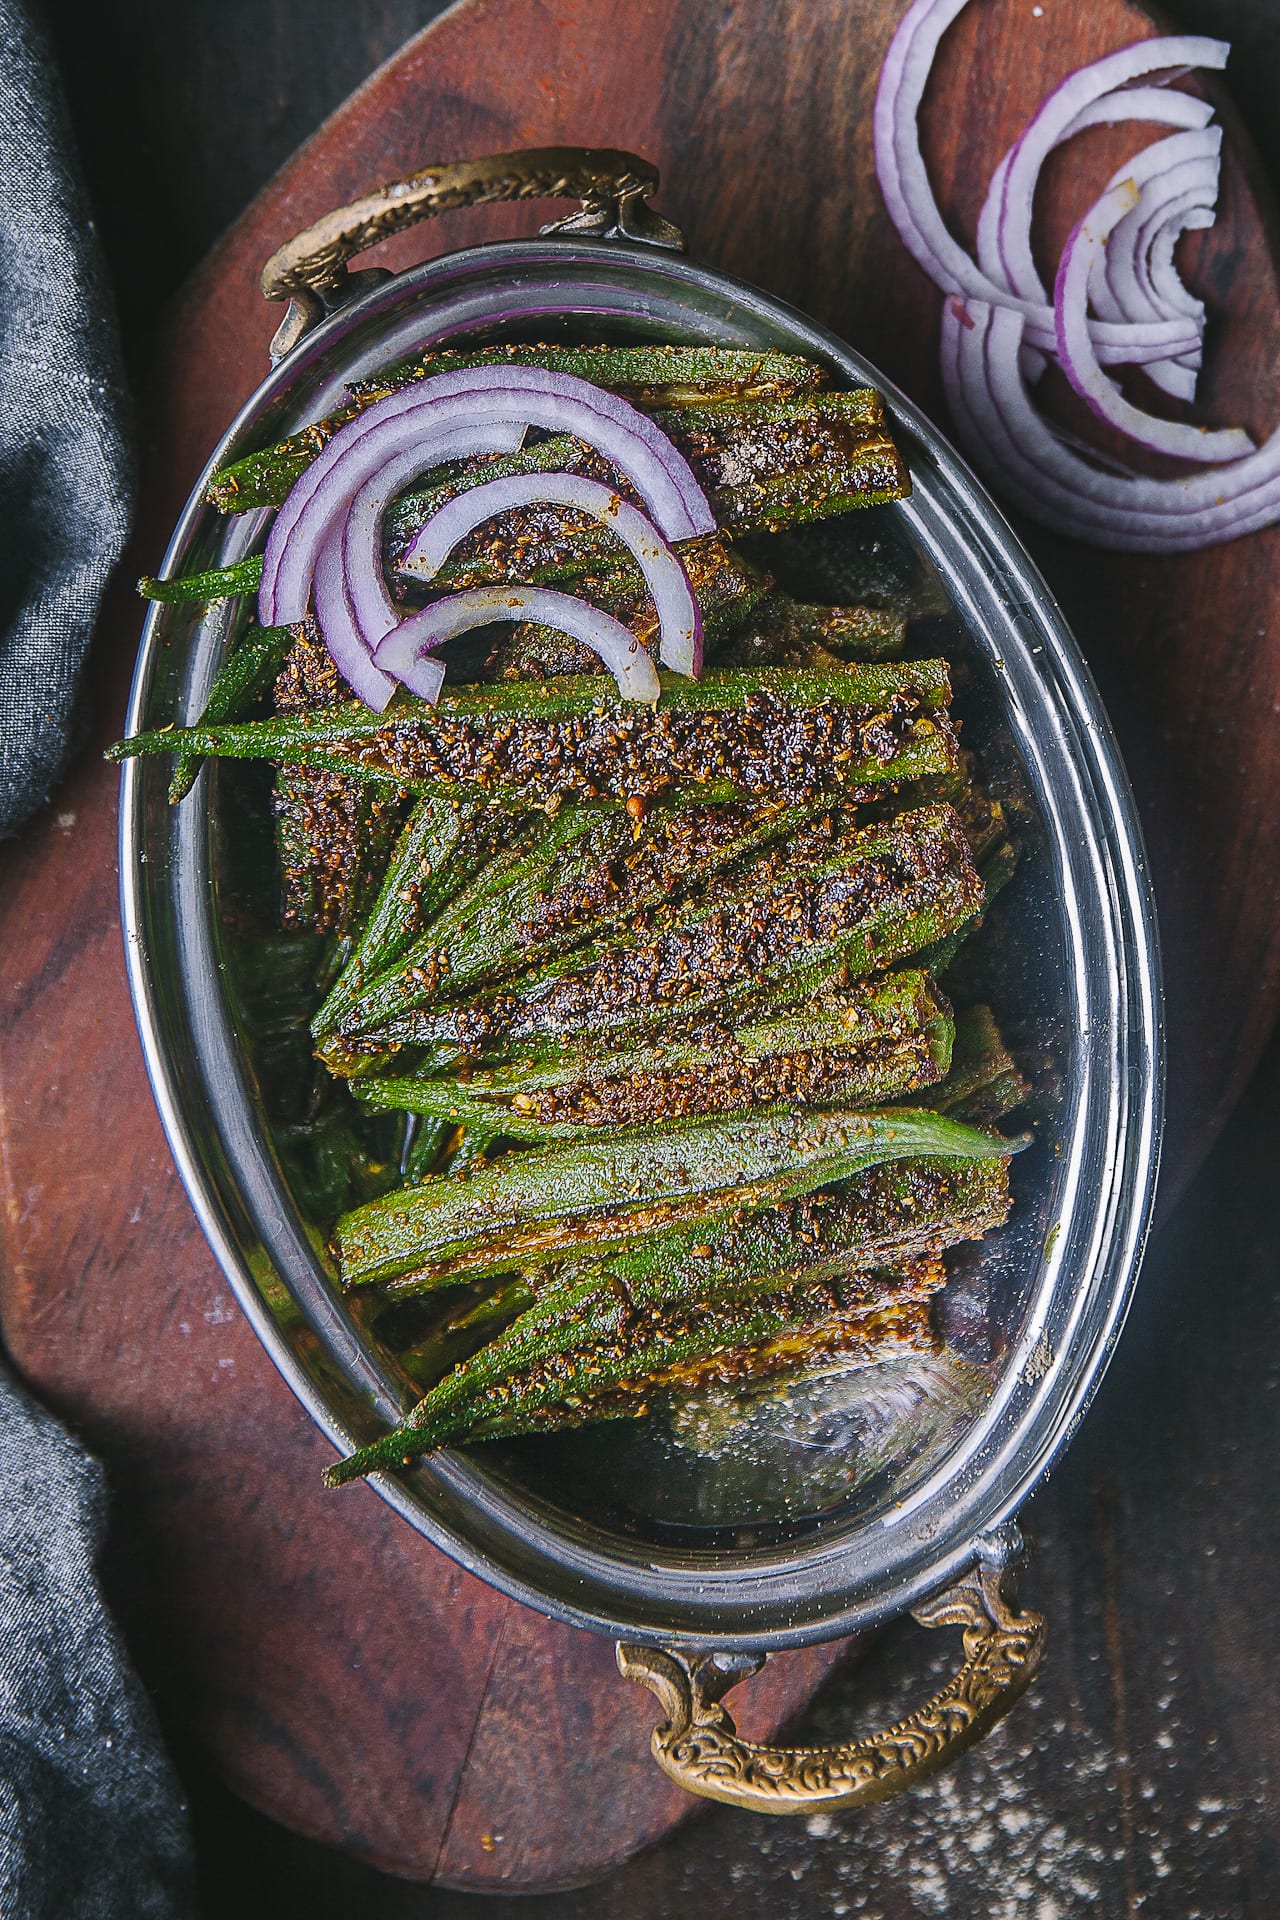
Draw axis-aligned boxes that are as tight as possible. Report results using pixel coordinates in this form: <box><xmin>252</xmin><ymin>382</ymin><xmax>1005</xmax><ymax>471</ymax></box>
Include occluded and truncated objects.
<box><xmin>404</xmin><ymin>471</ymin><xmax>704</xmax><ymax>678</ymax></box>
<box><xmin>256</xmin><ymin>364</ymin><xmax>716</xmax><ymax>706</ymax></box>
<box><xmin>372</xmin><ymin>585</ymin><xmax>663</xmax><ymax>705</ymax></box>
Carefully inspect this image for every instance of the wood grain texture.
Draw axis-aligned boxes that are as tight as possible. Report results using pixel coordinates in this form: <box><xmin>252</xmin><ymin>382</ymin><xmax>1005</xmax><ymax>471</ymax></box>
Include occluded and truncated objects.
<box><xmin>2</xmin><ymin>0</ymin><xmax>1279</xmax><ymax>1895</ymax></box>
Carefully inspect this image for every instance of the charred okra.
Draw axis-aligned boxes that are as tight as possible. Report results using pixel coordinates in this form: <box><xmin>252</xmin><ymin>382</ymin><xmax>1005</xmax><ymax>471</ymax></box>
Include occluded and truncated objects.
<box><xmin>325</xmin><ymin>1262</ymin><xmax>944</xmax><ymax>1483</ymax></box>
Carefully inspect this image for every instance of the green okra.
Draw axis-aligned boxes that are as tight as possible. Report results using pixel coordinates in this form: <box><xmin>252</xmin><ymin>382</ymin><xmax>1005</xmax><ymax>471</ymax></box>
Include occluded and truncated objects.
<box><xmin>267</xmin><ymin>622</ymin><xmax>416</xmax><ymax>935</ymax></box>
<box><xmin>327</xmin><ymin>797</ymin><xmax>819</xmax><ymax>1048</ymax></box>
<box><xmin>389</xmin><ymin>1276</ymin><xmax>536</xmax><ymax>1389</ymax></box>
<box><xmin>325</xmin><ymin>1264</ymin><xmax>940</xmax><ymax>1482</ymax></box>
<box><xmin>333</xmin><ymin>804</ymin><xmax>982</xmax><ymax>1067</ymax></box>
<box><xmin>311</xmin><ymin>795</ymin><xmax>499</xmax><ymax>1039</ymax></box>
<box><xmin>399</xmin><ymin>1113</ymin><xmax>454</xmax><ymax>1185</ymax></box>
<box><xmin>108</xmin><ymin>661</ymin><xmax>958</xmax><ymax>811</ymax></box>
<box><xmin>168</xmin><ymin>622</ymin><xmax>299</xmax><ymax>802</ymax></box>
<box><xmin>714</xmin><ymin>594</ymin><xmax>908</xmax><ymax>670</ymax></box>
<box><xmin>135</xmin><ymin>524</ymin><xmax>763</xmax><ymax>642</ymax></box>
<box><xmin>929</xmin><ymin>1004</ymin><xmax>1030</xmax><ymax>1128</ymax></box>
<box><xmin>569</xmin><ymin>1152</ymin><xmax>1011</xmax><ymax>1304</ymax></box>
<box><xmin>272</xmin><ymin>765</ymin><xmax>412</xmax><ymax>937</ymax></box>
<box><xmin>206</xmin><ymin>347</ymin><xmax>834</xmax><ymax>513</ymax></box>
<box><xmin>334</xmin><ymin>1103</ymin><xmax>1015</xmax><ymax>1295</ymax></box>
<box><xmin>139</xmin><ymin>554</ymin><xmax>263</xmax><ymax>604</ymax></box>
<box><xmin>387</xmin><ymin>1147</ymin><xmax>1005</xmax><ymax>1392</ymax></box>
<box><xmin>353</xmin><ymin>972</ymin><xmax>954</xmax><ymax>1138</ymax></box>
<box><xmin>916</xmin><ymin>834</ymin><xmax>1019</xmax><ymax>977</ymax></box>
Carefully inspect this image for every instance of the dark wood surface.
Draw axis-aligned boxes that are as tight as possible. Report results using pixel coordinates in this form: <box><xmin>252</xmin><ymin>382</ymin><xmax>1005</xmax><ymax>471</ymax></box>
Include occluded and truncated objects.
<box><xmin>1</xmin><ymin>0</ymin><xmax>1278</xmax><ymax>1910</ymax></box>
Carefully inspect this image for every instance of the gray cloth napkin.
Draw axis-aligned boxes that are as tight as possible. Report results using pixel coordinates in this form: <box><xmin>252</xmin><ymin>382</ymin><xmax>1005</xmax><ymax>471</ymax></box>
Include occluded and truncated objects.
<box><xmin>0</xmin><ymin>0</ymin><xmax>132</xmax><ymax>835</ymax></box>
<box><xmin>0</xmin><ymin>1</ymin><xmax>196</xmax><ymax>1912</ymax></box>
<box><xmin>0</xmin><ymin>1366</ymin><xmax>195</xmax><ymax>1917</ymax></box>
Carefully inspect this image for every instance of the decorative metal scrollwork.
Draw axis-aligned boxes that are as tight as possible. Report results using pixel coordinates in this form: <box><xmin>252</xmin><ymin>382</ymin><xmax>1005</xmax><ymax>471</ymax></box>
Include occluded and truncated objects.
<box><xmin>618</xmin><ymin>1546</ymin><xmax>1045</xmax><ymax>1814</ymax></box>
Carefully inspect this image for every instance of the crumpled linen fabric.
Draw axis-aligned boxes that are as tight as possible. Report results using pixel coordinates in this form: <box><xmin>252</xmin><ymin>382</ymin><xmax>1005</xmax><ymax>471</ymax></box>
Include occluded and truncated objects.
<box><xmin>0</xmin><ymin>1</ymin><xmax>196</xmax><ymax>1912</ymax></box>
<box><xmin>0</xmin><ymin>1366</ymin><xmax>195</xmax><ymax>1918</ymax></box>
<box><xmin>0</xmin><ymin>0</ymin><xmax>133</xmax><ymax>836</ymax></box>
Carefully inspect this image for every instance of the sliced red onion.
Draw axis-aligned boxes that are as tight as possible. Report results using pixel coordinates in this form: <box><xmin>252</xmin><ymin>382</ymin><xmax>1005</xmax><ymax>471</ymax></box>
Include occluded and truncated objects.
<box><xmin>978</xmin><ymin>85</ymin><xmax>1215</xmax><ymax>377</ymax></box>
<box><xmin>1098</xmin><ymin>177</ymin><xmax>1216</xmax><ymax>402</ymax></box>
<box><xmin>312</xmin><ymin>529</ymin><xmax>398</xmax><ymax>712</ymax></box>
<box><xmin>1145</xmin><ymin>203</ymin><xmax>1215</xmax><ymax>320</ymax></box>
<box><xmin>873</xmin><ymin>0</ymin><xmax>1216</xmax><ymax>364</ymax></box>
<box><xmin>1055</xmin><ymin>176</ymin><xmax>1253</xmax><ymax>463</ymax></box>
<box><xmin>879</xmin><ymin>1</ymin><xmax>1280</xmax><ymax>550</ymax></box>
<box><xmin>988</xmin><ymin>31</ymin><xmax>1229</xmax><ymax>307</ymax></box>
<box><xmin>1086</xmin><ymin>154</ymin><xmax>1216</xmax><ymax>402</ymax></box>
<box><xmin>983</xmin><ymin>85</ymin><xmax>1215</xmax><ymax>384</ymax></box>
<box><xmin>381</xmin><ymin>637</ymin><xmax>446</xmax><ymax>705</ymax></box>
<box><xmin>1096</xmin><ymin>134</ymin><xmax>1219</xmax><ymax>320</ymax></box>
<box><xmin>373</xmin><ymin>586</ymin><xmax>663</xmax><ymax>705</ymax></box>
<box><xmin>259</xmin><ymin>365</ymin><xmax>715</xmax><ymax>632</ymax></box>
<box><xmin>339</xmin><ymin>424</ymin><xmax>526</xmax><ymax>650</ymax></box>
<box><xmin>941</xmin><ymin>298</ymin><xmax>1280</xmax><ymax>549</ymax></box>
<box><xmin>403</xmin><ymin>472</ymin><xmax>703</xmax><ymax>677</ymax></box>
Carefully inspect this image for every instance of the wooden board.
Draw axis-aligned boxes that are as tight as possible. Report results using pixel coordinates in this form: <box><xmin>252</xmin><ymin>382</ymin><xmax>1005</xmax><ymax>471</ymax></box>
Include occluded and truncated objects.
<box><xmin>2</xmin><ymin>0</ymin><xmax>1279</xmax><ymax>1893</ymax></box>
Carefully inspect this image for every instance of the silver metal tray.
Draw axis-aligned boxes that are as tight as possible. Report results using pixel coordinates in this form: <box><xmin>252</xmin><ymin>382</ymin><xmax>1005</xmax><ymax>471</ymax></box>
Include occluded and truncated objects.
<box><xmin>119</xmin><ymin>153</ymin><xmax>1162</xmax><ymax>1812</ymax></box>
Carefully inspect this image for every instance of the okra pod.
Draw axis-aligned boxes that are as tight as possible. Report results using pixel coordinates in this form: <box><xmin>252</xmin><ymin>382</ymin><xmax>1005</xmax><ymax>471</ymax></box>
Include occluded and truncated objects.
<box><xmin>325</xmin><ymin>1264</ymin><xmax>940</xmax><ymax>1482</ymax></box>
<box><xmin>334</xmin><ymin>1103</ymin><xmax>1015</xmax><ymax>1294</ymax></box>
<box><xmin>329</xmin><ymin>798</ymin><xmax>819</xmax><ymax>1046</ymax></box>
<box><xmin>715</xmin><ymin>594</ymin><xmax>908</xmax><ymax>669</ymax></box>
<box><xmin>339</xmin><ymin>804</ymin><xmax>983</xmax><ymax>1065</ymax></box>
<box><xmin>109</xmin><ymin>662</ymin><xmax>958</xmax><ymax>811</ymax></box>
<box><xmin>309</xmin><ymin>794</ymin><xmax>500</xmax><ymax>1037</ymax></box>
<box><xmin>138</xmin><ymin>554</ymin><xmax>262</xmax><ymax>605</ymax></box>
<box><xmin>929</xmin><ymin>1005</ymin><xmax>1030</xmax><ymax>1127</ymax></box>
<box><xmin>269</xmin><ymin>627</ymin><xmax>413</xmax><ymax>935</ymax></box>
<box><xmin>354</xmin><ymin>973</ymin><xmax>954</xmax><ymax>1137</ymax></box>
<box><xmin>567</xmin><ymin>1153</ymin><xmax>1011</xmax><ymax>1301</ymax></box>
<box><xmin>390</xmin><ymin>1277</ymin><xmax>536</xmax><ymax>1389</ymax></box>
<box><xmin>167</xmin><ymin>622</ymin><xmax>298</xmax><ymax>802</ymax></box>
<box><xmin>207</xmin><ymin>347</ymin><xmax>834</xmax><ymax>513</ymax></box>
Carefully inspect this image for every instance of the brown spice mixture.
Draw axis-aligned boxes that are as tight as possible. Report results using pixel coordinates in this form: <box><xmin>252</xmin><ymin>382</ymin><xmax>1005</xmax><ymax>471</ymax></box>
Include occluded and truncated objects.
<box><xmin>273</xmin><ymin>624</ymin><xmax>410</xmax><ymax>933</ymax></box>
<box><xmin>336</xmin><ymin>687</ymin><xmax>954</xmax><ymax>808</ymax></box>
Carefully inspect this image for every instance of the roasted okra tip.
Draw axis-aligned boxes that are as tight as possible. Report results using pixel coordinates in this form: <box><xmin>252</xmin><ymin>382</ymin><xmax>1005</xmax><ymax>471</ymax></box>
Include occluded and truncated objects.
<box><xmin>113</xmin><ymin>341</ymin><xmax>1031</xmax><ymax>1494</ymax></box>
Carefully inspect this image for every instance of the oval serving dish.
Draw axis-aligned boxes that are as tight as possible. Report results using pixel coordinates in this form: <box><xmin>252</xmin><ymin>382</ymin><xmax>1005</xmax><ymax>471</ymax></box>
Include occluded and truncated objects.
<box><xmin>119</xmin><ymin>151</ymin><xmax>1162</xmax><ymax>1811</ymax></box>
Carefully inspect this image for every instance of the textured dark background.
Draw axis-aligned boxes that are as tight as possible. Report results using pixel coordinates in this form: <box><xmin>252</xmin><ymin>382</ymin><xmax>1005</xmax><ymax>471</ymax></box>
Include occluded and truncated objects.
<box><xmin>38</xmin><ymin>0</ymin><xmax>1280</xmax><ymax>1913</ymax></box>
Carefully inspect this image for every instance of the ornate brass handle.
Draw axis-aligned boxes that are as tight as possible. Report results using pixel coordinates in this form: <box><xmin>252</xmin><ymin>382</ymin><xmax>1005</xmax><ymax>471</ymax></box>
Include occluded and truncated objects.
<box><xmin>618</xmin><ymin>1548</ymin><xmax>1045</xmax><ymax>1814</ymax></box>
<box><xmin>260</xmin><ymin>146</ymin><xmax>683</xmax><ymax>359</ymax></box>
